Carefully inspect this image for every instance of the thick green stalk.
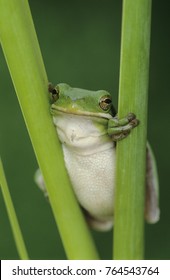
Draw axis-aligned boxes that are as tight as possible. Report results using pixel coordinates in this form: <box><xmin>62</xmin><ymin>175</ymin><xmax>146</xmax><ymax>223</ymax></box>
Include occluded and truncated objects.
<box><xmin>0</xmin><ymin>158</ymin><xmax>29</xmax><ymax>259</ymax></box>
<box><xmin>113</xmin><ymin>0</ymin><xmax>152</xmax><ymax>259</ymax></box>
<box><xmin>0</xmin><ymin>0</ymin><xmax>99</xmax><ymax>259</ymax></box>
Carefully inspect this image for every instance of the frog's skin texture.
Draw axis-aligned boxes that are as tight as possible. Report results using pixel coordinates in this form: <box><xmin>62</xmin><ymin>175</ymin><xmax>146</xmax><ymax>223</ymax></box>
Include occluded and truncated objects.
<box><xmin>35</xmin><ymin>83</ymin><xmax>160</xmax><ymax>231</ymax></box>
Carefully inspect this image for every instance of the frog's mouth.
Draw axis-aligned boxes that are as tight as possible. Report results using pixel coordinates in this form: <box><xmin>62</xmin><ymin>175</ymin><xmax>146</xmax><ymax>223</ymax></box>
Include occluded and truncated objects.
<box><xmin>51</xmin><ymin>104</ymin><xmax>113</xmax><ymax>120</ymax></box>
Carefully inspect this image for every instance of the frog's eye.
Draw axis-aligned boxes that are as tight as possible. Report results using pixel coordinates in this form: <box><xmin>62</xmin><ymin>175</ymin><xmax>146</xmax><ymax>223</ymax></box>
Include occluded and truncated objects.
<box><xmin>48</xmin><ymin>83</ymin><xmax>59</xmax><ymax>102</ymax></box>
<box><xmin>99</xmin><ymin>96</ymin><xmax>112</xmax><ymax>111</ymax></box>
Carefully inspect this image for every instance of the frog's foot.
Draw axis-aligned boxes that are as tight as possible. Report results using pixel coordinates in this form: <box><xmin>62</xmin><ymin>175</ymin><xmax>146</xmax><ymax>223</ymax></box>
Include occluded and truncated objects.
<box><xmin>34</xmin><ymin>169</ymin><xmax>48</xmax><ymax>198</ymax></box>
<box><xmin>108</xmin><ymin>113</ymin><xmax>139</xmax><ymax>141</ymax></box>
<box><xmin>82</xmin><ymin>208</ymin><xmax>113</xmax><ymax>231</ymax></box>
<box><xmin>87</xmin><ymin>216</ymin><xmax>113</xmax><ymax>231</ymax></box>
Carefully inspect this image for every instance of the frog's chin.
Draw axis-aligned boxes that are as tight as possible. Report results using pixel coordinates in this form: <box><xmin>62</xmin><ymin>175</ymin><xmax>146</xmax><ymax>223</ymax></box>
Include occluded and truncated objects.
<box><xmin>50</xmin><ymin>104</ymin><xmax>113</xmax><ymax>120</ymax></box>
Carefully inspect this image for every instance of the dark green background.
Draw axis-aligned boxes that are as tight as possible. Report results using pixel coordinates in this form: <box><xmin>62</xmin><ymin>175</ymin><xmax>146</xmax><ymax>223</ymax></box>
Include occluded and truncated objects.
<box><xmin>0</xmin><ymin>0</ymin><xmax>169</xmax><ymax>259</ymax></box>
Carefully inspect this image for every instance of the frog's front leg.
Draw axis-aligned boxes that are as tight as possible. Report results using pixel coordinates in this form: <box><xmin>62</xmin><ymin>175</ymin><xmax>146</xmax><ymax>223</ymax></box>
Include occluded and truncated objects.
<box><xmin>108</xmin><ymin>113</ymin><xmax>139</xmax><ymax>141</ymax></box>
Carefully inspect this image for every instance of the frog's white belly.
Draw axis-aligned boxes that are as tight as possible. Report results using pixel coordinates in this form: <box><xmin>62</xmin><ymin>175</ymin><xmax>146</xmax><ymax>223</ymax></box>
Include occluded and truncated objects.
<box><xmin>53</xmin><ymin>114</ymin><xmax>116</xmax><ymax>222</ymax></box>
<box><xmin>62</xmin><ymin>145</ymin><xmax>115</xmax><ymax>220</ymax></box>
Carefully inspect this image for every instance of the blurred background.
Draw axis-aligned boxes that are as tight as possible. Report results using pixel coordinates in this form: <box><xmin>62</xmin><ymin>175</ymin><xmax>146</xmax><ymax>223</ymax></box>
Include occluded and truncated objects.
<box><xmin>0</xmin><ymin>0</ymin><xmax>169</xmax><ymax>259</ymax></box>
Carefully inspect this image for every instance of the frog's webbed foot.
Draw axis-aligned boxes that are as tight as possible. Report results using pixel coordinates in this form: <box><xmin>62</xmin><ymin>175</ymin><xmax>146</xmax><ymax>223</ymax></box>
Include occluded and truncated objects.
<box><xmin>82</xmin><ymin>208</ymin><xmax>113</xmax><ymax>231</ymax></box>
<box><xmin>108</xmin><ymin>113</ymin><xmax>139</xmax><ymax>141</ymax></box>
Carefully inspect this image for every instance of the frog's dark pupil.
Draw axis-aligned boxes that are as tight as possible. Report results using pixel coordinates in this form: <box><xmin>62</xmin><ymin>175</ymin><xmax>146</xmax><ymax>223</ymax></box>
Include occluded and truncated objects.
<box><xmin>104</xmin><ymin>98</ymin><xmax>112</xmax><ymax>104</ymax></box>
<box><xmin>52</xmin><ymin>89</ymin><xmax>57</xmax><ymax>95</ymax></box>
<box><xmin>48</xmin><ymin>83</ymin><xmax>59</xmax><ymax>95</ymax></box>
<box><xmin>52</xmin><ymin>89</ymin><xmax>59</xmax><ymax>102</ymax></box>
<box><xmin>48</xmin><ymin>83</ymin><xmax>59</xmax><ymax>102</ymax></box>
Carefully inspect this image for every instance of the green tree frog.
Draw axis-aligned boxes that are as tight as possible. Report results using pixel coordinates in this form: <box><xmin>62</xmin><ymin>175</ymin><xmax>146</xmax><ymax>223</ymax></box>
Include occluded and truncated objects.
<box><xmin>35</xmin><ymin>83</ymin><xmax>160</xmax><ymax>231</ymax></box>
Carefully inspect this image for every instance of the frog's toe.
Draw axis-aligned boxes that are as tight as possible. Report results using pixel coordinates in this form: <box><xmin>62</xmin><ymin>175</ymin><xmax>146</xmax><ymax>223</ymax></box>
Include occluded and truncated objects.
<box><xmin>130</xmin><ymin>118</ymin><xmax>139</xmax><ymax>128</ymax></box>
<box><xmin>127</xmin><ymin>112</ymin><xmax>136</xmax><ymax>121</ymax></box>
<box><xmin>83</xmin><ymin>209</ymin><xmax>113</xmax><ymax>231</ymax></box>
<box><xmin>127</xmin><ymin>113</ymin><xmax>139</xmax><ymax>126</ymax></box>
<box><xmin>87</xmin><ymin>217</ymin><xmax>113</xmax><ymax>231</ymax></box>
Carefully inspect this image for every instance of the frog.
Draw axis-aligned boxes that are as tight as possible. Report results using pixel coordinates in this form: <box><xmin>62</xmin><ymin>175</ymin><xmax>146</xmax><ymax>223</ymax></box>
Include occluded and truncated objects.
<box><xmin>35</xmin><ymin>83</ymin><xmax>160</xmax><ymax>231</ymax></box>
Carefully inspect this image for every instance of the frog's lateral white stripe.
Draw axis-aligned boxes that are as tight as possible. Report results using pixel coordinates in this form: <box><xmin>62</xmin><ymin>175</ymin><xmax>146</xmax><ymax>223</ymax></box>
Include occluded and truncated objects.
<box><xmin>51</xmin><ymin>105</ymin><xmax>113</xmax><ymax>119</ymax></box>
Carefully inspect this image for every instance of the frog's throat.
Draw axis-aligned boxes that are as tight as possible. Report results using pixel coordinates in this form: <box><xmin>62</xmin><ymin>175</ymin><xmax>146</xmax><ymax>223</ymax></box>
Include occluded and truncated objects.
<box><xmin>50</xmin><ymin>105</ymin><xmax>113</xmax><ymax>120</ymax></box>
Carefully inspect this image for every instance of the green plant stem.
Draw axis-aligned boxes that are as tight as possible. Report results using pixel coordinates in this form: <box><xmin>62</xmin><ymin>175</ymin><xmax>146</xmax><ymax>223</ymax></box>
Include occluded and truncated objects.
<box><xmin>0</xmin><ymin>158</ymin><xmax>29</xmax><ymax>259</ymax></box>
<box><xmin>0</xmin><ymin>0</ymin><xmax>99</xmax><ymax>259</ymax></box>
<box><xmin>113</xmin><ymin>0</ymin><xmax>152</xmax><ymax>259</ymax></box>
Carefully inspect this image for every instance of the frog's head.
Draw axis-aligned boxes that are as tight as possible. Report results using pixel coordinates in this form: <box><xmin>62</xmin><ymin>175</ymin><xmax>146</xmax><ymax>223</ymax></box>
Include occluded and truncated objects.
<box><xmin>49</xmin><ymin>83</ymin><xmax>116</xmax><ymax>119</ymax></box>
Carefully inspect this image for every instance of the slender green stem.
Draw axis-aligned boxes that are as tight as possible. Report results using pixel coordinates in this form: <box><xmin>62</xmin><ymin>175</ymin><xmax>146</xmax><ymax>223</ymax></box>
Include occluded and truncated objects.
<box><xmin>0</xmin><ymin>158</ymin><xmax>29</xmax><ymax>259</ymax></box>
<box><xmin>0</xmin><ymin>0</ymin><xmax>99</xmax><ymax>259</ymax></box>
<box><xmin>113</xmin><ymin>0</ymin><xmax>152</xmax><ymax>259</ymax></box>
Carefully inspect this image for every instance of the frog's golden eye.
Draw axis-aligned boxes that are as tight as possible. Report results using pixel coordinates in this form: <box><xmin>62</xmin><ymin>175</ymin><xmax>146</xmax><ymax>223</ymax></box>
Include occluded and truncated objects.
<box><xmin>48</xmin><ymin>83</ymin><xmax>59</xmax><ymax>102</ymax></box>
<box><xmin>99</xmin><ymin>96</ymin><xmax>112</xmax><ymax>111</ymax></box>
